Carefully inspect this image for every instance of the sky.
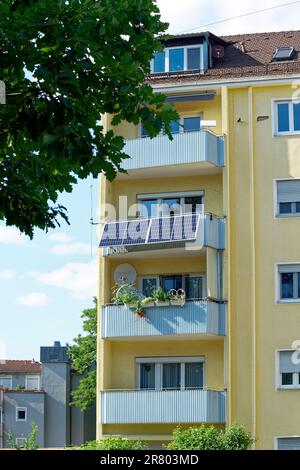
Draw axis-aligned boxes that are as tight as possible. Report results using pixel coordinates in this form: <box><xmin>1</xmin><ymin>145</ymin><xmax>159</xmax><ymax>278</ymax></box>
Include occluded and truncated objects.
<box><xmin>1</xmin><ymin>0</ymin><xmax>300</xmax><ymax>360</ymax></box>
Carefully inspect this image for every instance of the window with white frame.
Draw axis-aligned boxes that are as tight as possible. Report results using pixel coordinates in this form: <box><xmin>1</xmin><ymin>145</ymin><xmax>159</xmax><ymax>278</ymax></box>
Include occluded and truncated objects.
<box><xmin>25</xmin><ymin>375</ymin><xmax>40</xmax><ymax>390</ymax></box>
<box><xmin>151</xmin><ymin>45</ymin><xmax>203</xmax><ymax>74</ymax></box>
<box><xmin>0</xmin><ymin>375</ymin><xmax>12</xmax><ymax>389</ymax></box>
<box><xmin>15</xmin><ymin>437</ymin><xmax>26</xmax><ymax>448</ymax></box>
<box><xmin>136</xmin><ymin>356</ymin><xmax>205</xmax><ymax>390</ymax></box>
<box><xmin>16</xmin><ymin>407</ymin><xmax>27</xmax><ymax>422</ymax></box>
<box><xmin>141</xmin><ymin>115</ymin><xmax>202</xmax><ymax>138</ymax></box>
<box><xmin>276</xmin><ymin>179</ymin><xmax>300</xmax><ymax>216</ymax></box>
<box><xmin>277</xmin><ymin>351</ymin><xmax>300</xmax><ymax>389</ymax></box>
<box><xmin>137</xmin><ymin>191</ymin><xmax>203</xmax><ymax>218</ymax></box>
<box><xmin>277</xmin><ymin>264</ymin><xmax>300</xmax><ymax>302</ymax></box>
<box><xmin>274</xmin><ymin>100</ymin><xmax>300</xmax><ymax>134</ymax></box>
<box><xmin>277</xmin><ymin>437</ymin><xmax>300</xmax><ymax>450</ymax></box>
<box><xmin>139</xmin><ymin>274</ymin><xmax>205</xmax><ymax>299</ymax></box>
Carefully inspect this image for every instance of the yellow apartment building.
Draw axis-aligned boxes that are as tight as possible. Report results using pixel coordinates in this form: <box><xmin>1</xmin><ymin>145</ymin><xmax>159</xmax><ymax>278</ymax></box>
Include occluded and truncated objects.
<box><xmin>97</xmin><ymin>30</ymin><xmax>300</xmax><ymax>450</ymax></box>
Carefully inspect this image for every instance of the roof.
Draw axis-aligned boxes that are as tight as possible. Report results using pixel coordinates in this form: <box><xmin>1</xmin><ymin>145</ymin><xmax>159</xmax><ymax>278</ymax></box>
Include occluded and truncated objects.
<box><xmin>0</xmin><ymin>360</ymin><xmax>41</xmax><ymax>374</ymax></box>
<box><xmin>148</xmin><ymin>30</ymin><xmax>300</xmax><ymax>85</ymax></box>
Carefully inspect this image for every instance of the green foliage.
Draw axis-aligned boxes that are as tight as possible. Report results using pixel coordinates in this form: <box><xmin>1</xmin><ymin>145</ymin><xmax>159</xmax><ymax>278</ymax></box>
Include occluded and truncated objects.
<box><xmin>7</xmin><ymin>422</ymin><xmax>39</xmax><ymax>450</ymax></box>
<box><xmin>112</xmin><ymin>283</ymin><xmax>140</xmax><ymax>305</ymax></box>
<box><xmin>0</xmin><ymin>0</ymin><xmax>178</xmax><ymax>237</ymax></box>
<box><xmin>167</xmin><ymin>423</ymin><xmax>253</xmax><ymax>451</ymax></box>
<box><xmin>77</xmin><ymin>437</ymin><xmax>147</xmax><ymax>450</ymax></box>
<box><xmin>152</xmin><ymin>287</ymin><xmax>171</xmax><ymax>302</ymax></box>
<box><xmin>68</xmin><ymin>298</ymin><xmax>97</xmax><ymax>411</ymax></box>
<box><xmin>222</xmin><ymin>423</ymin><xmax>253</xmax><ymax>450</ymax></box>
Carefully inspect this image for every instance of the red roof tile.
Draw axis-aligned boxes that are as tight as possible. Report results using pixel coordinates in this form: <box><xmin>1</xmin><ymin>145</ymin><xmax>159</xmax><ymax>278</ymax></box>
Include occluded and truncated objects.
<box><xmin>0</xmin><ymin>360</ymin><xmax>41</xmax><ymax>374</ymax></box>
<box><xmin>147</xmin><ymin>30</ymin><xmax>300</xmax><ymax>84</ymax></box>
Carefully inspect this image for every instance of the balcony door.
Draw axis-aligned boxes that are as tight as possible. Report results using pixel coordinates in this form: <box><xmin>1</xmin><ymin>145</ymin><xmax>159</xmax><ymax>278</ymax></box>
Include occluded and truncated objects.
<box><xmin>137</xmin><ymin>357</ymin><xmax>204</xmax><ymax>391</ymax></box>
<box><xmin>138</xmin><ymin>191</ymin><xmax>203</xmax><ymax>218</ymax></box>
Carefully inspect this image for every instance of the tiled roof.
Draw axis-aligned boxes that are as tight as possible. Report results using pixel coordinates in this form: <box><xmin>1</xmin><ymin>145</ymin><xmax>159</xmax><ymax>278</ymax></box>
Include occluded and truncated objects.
<box><xmin>147</xmin><ymin>30</ymin><xmax>300</xmax><ymax>85</ymax></box>
<box><xmin>0</xmin><ymin>360</ymin><xmax>41</xmax><ymax>374</ymax></box>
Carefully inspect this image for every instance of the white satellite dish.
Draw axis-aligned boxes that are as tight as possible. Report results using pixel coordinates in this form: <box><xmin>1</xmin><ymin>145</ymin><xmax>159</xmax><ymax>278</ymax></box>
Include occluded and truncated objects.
<box><xmin>114</xmin><ymin>264</ymin><xmax>137</xmax><ymax>285</ymax></box>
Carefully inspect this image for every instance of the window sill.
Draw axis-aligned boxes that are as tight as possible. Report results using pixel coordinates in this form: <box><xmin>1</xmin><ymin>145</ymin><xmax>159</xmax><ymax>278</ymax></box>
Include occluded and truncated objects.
<box><xmin>273</xmin><ymin>131</ymin><xmax>300</xmax><ymax>137</ymax></box>
<box><xmin>277</xmin><ymin>299</ymin><xmax>300</xmax><ymax>304</ymax></box>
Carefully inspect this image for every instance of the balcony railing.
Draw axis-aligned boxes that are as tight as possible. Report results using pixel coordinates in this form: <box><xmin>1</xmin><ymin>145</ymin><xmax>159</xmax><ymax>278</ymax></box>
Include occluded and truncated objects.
<box><xmin>101</xmin><ymin>213</ymin><xmax>225</xmax><ymax>255</ymax></box>
<box><xmin>100</xmin><ymin>389</ymin><xmax>226</xmax><ymax>424</ymax></box>
<box><xmin>101</xmin><ymin>300</ymin><xmax>226</xmax><ymax>339</ymax></box>
<box><xmin>122</xmin><ymin>130</ymin><xmax>224</xmax><ymax>172</ymax></box>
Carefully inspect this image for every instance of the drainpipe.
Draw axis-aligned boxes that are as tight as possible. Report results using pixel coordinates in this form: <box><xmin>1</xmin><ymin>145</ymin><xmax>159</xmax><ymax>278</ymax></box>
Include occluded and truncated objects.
<box><xmin>248</xmin><ymin>87</ymin><xmax>256</xmax><ymax>447</ymax></box>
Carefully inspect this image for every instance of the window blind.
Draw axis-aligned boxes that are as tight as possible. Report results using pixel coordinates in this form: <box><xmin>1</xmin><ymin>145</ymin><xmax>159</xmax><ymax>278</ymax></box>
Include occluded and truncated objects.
<box><xmin>277</xmin><ymin>180</ymin><xmax>300</xmax><ymax>203</ymax></box>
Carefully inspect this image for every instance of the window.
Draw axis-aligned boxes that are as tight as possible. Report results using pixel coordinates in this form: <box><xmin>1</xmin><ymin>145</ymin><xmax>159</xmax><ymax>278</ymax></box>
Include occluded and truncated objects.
<box><xmin>184</xmin><ymin>116</ymin><xmax>201</xmax><ymax>132</ymax></box>
<box><xmin>139</xmin><ymin>274</ymin><xmax>204</xmax><ymax>299</ymax></box>
<box><xmin>276</xmin><ymin>180</ymin><xmax>300</xmax><ymax>216</ymax></box>
<box><xmin>277</xmin><ymin>437</ymin><xmax>300</xmax><ymax>450</ymax></box>
<box><xmin>273</xmin><ymin>46</ymin><xmax>295</xmax><ymax>62</ymax></box>
<box><xmin>153</xmin><ymin>51</ymin><xmax>165</xmax><ymax>73</ymax></box>
<box><xmin>16</xmin><ymin>407</ymin><xmax>27</xmax><ymax>422</ymax></box>
<box><xmin>138</xmin><ymin>191</ymin><xmax>203</xmax><ymax>218</ymax></box>
<box><xmin>274</xmin><ymin>100</ymin><xmax>300</xmax><ymax>134</ymax></box>
<box><xmin>15</xmin><ymin>438</ymin><xmax>26</xmax><ymax>448</ymax></box>
<box><xmin>0</xmin><ymin>375</ymin><xmax>12</xmax><ymax>389</ymax></box>
<box><xmin>169</xmin><ymin>48</ymin><xmax>184</xmax><ymax>72</ymax></box>
<box><xmin>152</xmin><ymin>45</ymin><xmax>203</xmax><ymax>73</ymax></box>
<box><xmin>25</xmin><ymin>375</ymin><xmax>40</xmax><ymax>390</ymax></box>
<box><xmin>141</xmin><ymin>115</ymin><xmax>201</xmax><ymax>138</ymax></box>
<box><xmin>187</xmin><ymin>47</ymin><xmax>201</xmax><ymax>70</ymax></box>
<box><xmin>141</xmin><ymin>277</ymin><xmax>159</xmax><ymax>297</ymax></box>
<box><xmin>278</xmin><ymin>265</ymin><xmax>300</xmax><ymax>302</ymax></box>
<box><xmin>278</xmin><ymin>350</ymin><xmax>300</xmax><ymax>389</ymax></box>
<box><xmin>137</xmin><ymin>356</ymin><xmax>205</xmax><ymax>390</ymax></box>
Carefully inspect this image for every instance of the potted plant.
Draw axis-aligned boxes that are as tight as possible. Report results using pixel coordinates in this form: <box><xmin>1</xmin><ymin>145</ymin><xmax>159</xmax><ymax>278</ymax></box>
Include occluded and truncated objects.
<box><xmin>112</xmin><ymin>283</ymin><xmax>140</xmax><ymax>308</ymax></box>
<box><xmin>141</xmin><ymin>297</ymin><xmax>155</xmax><ymax>308</ymax></box>
<box><xmin>153</xmin><ymin>287</ymin><xmax>170</xmax><ymax>307</ymax></box>
<box><xmin>134</xmin><ymin>300</ymin><xmax>145</xmax><ymax>318</ymax></box>
<box><xmin>169</xmin><ymin>289</ymin><xmax>186</xmax><ymax>307</ymax></box>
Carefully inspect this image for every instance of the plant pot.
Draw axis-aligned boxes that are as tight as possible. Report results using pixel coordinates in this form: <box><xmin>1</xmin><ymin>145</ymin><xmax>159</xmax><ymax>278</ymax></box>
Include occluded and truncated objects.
<box><xmin>170</xmin><ymin>299</ymin><xmax>186</xmax><ymax>307</ymax></box>
<box><xmin>155</xmin><ymin>301</ymin><xmax>170</xmax><ymax>307</ymax></box>
<box><xmin>125</xmin><ymin>303</ymin><xmax>136</xmax><ymax>309</ymax></box>
<box><xmin>142</xmin><ymin>302</ymin><xmax>155</xmax><ymax>308</ymax></box>
<box><xmin>135</xmin><ymin>310</ymin><xmax>145</xmax><ymax>318</ymax></box>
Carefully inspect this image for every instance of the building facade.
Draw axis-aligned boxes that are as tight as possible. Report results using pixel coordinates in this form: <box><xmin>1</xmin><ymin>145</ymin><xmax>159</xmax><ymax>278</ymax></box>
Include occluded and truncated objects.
<box><xmin>0</xmin><ymin>342</ymin><xmax>95</xmax><ymax>448</ymax></box>
<box><xmin>97</xmin><ymin>30</ymin><xmax>300</xmax><ymax>450</ymax></box>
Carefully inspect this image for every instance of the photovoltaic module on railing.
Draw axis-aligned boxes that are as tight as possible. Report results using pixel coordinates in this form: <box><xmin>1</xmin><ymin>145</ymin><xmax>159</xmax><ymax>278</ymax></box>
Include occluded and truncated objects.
<box><xmin>99</xmin><ymin>214</ymin><xmax>200</xmax><ymax>248</ymax></box>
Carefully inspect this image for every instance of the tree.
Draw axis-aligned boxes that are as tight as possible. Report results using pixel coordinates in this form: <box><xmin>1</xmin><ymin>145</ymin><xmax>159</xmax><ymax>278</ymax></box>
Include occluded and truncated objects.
<box><xmin>0</xmin><ymin>0</ymin><xmax>177</xmax><ymax>237</ymax></box>
<box><xmin>68</xmin><ymin>297</ymin><xmax>97</xmax><ymax>411</ymax></box>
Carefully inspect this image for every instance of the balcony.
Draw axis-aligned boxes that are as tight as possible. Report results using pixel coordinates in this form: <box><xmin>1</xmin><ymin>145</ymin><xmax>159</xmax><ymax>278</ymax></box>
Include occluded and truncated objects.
<box><xmin>100</xmin><ymin>389</ymin><xmax>226</xmax><ymax>424</ymax></box>
<box><xmin>119</xmin><ymin>130</ymin><xmax>224</xmax><ymax>178</ymax></box>
<box><xmin>101</xmin><ymin>213</ymin><xmax>225</xmax><ymax>256</ymax></box>
<box><xmin>101</xmin><ymin>300</ymin><xmax>226</xmax><ymax>340</ymax></box>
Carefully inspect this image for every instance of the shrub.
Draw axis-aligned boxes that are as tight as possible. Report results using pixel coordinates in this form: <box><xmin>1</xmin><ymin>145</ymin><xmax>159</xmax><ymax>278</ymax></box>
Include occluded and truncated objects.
<box><xmin>7</xmin><ymin>422</ymin><xmax>39</xmax><ymax>450</ymax></box>
<box><xmin>77</xmin><ymin>437</ymin><xmax>148</xmax><ymax>450</ymax></box>
<box><xmin>167</xmin><ymin>423</ymin><xmax>253</xmax><ymax>451</ymax></box>
<box><xmin>222</xmin><ymin>423</ymin><xmax>253</xmax><ymax>450</ymax></box>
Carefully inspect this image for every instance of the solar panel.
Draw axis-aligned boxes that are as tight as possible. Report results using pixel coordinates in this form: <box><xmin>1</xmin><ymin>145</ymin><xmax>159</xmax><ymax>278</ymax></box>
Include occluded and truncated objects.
<box><xmin>273</xmin><ymin>47</ymin><xmax>295</xmax><ymax>61</ymax></box>
<box><xmin>122</xmin><ymin>219</ymin><xmax>150</xmax><ymax>245</ymax></box>
<box><xmin>99</xmin><ymin>214</ymin><xmax>200</xmax><ymax>248</ymax></box>
<box><xmin>99</xmin><ymin>221</ymin><xmax>128</xmax><ymax>247</ymax></box>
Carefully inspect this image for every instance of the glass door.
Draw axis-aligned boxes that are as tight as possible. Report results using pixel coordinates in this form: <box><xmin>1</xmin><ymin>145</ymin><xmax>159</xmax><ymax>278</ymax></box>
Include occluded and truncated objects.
<box><xmin>161</xmin><ymin>275</ymin><xmax>183</xmax><ymax>293</ymax></box>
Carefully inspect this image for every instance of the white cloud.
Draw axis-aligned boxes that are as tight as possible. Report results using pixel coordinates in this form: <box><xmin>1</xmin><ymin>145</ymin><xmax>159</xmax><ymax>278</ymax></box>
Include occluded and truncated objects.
<box><xmin>157</xmin><ymin>0</ymin><xmax>300</xmax><ymax>36</ymax></box>
<box><xmin>0</xmin><ymin>226</ymin><xmax>26</xmax><ymax>245</ymax></box>
<box><xmin>16</xmin><ymin>292</ymin><xmax>51</xmax><ymax>308</ymax></box>
<box><xmin>48</xmin><ymin>232</ymin><xmax>72</xmax><ymax>243</ymax></box>
<box><xmin>0</xmin><ymin>270</ymin><xmax>16</xmax><ymax>280</ymax></box>
<box><xmin>27</xmin><ymin>259</ymin><xmax>97</xmax><ymax>300</ymax></box>
<box><xmin>50</xmin><ymin>242</ymin><xmax>91</xmax><ymax>256</ymax></box>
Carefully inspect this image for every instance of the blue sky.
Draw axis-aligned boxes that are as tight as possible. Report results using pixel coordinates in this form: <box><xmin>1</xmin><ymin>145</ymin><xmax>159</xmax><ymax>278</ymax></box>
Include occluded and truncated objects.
<box><xmin>1</xmin><ymin>0</ymin><xmax>300</xmax><ymax>360</ymax></box>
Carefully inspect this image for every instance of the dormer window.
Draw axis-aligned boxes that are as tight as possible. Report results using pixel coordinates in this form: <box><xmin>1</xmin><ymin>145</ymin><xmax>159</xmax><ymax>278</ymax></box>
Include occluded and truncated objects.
<box><xmin>152</xmin><ymin>45</ymin><xmax>203</xmax><ymax>73</ymax></box>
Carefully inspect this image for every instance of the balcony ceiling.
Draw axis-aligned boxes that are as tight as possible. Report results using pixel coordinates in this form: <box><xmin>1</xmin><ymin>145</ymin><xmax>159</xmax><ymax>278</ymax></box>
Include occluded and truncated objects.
<box><xmin>116</xmin><ymin>162</ymin><xmax>222</xmax><ymax>180</ymax></box>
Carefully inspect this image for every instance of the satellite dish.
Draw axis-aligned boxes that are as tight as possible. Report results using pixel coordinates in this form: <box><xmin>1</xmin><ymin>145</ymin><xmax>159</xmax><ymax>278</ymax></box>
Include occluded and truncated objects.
<box><xmin>114</xmin><ymin>264</ymin><xmax>137</xmax><ymax>285</ymax></box>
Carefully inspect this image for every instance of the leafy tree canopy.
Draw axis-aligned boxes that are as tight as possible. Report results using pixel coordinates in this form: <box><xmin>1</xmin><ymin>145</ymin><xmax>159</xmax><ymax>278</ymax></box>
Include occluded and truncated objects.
<box><xmin>68</xmin><ymin>297</ymin><xmax>97</xmax><ymax>411</ymax></box>
<box><xmin>0</xmin><ymin>0</ymin><xmax>177</xmax><ymax>237</ymax></box>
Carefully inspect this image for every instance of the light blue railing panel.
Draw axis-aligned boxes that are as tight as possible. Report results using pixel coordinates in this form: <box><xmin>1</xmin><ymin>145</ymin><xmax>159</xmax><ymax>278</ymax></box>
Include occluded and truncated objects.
<box><xmin>101</xmin><ymin>300</ymin><xmax>226</xmax><ymax>339</ymax></box>
<box><xmin>100</xmin><ymin>389</ymin><xmax>226</xmax><ymax>424</ymax></box>
<box><xmin>122</xmin><ymin>131</ymin><xmax>224</xmax><ymax>171</ymax></box>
